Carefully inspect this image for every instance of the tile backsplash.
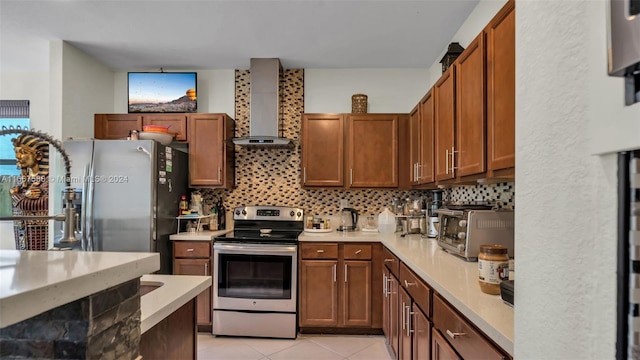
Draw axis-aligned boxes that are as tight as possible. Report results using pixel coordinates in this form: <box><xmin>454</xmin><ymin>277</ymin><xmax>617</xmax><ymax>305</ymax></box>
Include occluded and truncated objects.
<box><xmin>199</xmin><ymin>68</ymin><xmax>514</xmax><ymax>220</ymax></box>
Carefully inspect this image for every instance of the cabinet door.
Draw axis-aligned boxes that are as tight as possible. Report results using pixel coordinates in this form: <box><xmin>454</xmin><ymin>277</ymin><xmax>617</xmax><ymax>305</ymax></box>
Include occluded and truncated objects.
<box><xmin>434</xmin><ymin>67</ymin><xmax>456</xmax><ymax>182</ymax></box>
<box><xmin>343</xmin><ymin>260</ymin><xmax>372</xmax><ymax>327</ymax></box>
<box><xmin>413</xmin><ymin>304</ymin><xmax>431</xmax><ymax>360</ymax></box>
<box><xmin>143</xmin><ymin>114</ymin><xmax>188</xmax><ymax>141</ymax></box>
<box><xmin>189</xmin><ymin>114</ymin><xmax>234</xmax><ymax>188</ymax></box>
<box><xmin>455</xmin><ymin>33</ymin><xmax>486</xmax><ymax>178</ymax></box>
<box><xmin>299</xmin><ymin>260</ymin><xmax>338</xmax><ymax>327</ymax></box>
<box><xmin>432</xmin><ymin>328</ymin><xmax>461</xmax><ymax>360</ymax></box>
<box><xmin>486</xmin><ymin>0</ymin><xmax>515</xmax><ymax>175</ymax></box>
<box><xmin>418</xmin><ymin>91</ymin><xmax>435</xmax><ymax>185</ymax></box>
<box><xmin>94</xmin><ymin>114</ymin><xmax>142</xmax><ymax>139</ymax></box>
<box><xmin>173</xmin><ymin>258</ymin><xmax>212</xmax><ymax>327</ymax></box>
<box><xmin>398</xmin><ymin>287</ymin><xmax>412</xmax><ymax>360</ymax></box>
<box><xmin>389</xmin><ymin>273</ymin><xmax>400</xmax><ymax>358</ymax></box>
<box><xmin>348</xmin><ymin>114</ymin><xmax>399</xmax><ymax>188</ymax></box>
<box><xmin>409</xmin><ymin>105</ymin><xmax>421</xmax><ymax>186</ymax></box>
<box><xmin>301</xmin><ymin>114</ymin><xmax>344</xmax><ymax>187</ymax></box>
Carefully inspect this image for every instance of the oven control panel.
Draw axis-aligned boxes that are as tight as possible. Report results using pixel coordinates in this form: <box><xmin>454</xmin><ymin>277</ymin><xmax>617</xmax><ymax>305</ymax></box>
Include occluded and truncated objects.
<box><xmin>233</xmin><ymin>206</ymin><xmax>304</xmax><ymax>222</ymax></box>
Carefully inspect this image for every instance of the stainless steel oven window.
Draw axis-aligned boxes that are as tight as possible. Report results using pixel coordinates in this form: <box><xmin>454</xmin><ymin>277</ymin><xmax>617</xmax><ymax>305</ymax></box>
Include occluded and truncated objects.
<box><xmin>217</xmin><ymin>252</ymin><xmax>293</xmax><ymax>299</ymax></box>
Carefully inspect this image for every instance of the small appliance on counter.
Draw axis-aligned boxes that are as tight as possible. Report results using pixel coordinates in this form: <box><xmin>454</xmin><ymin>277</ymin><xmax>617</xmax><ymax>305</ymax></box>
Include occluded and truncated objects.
<box><xmin>426</xmin><ymin>190</ymin><xmax>443</xmax><ymax>238</ymax></box>
<box><xmin>435</xmin><ymin>203</ymin><xmax>514</xmax><ymax>261</ymax></box>
<box><xmin>337</xmin><ymin>207</ymin><xmax>358</xmax><ymax>232</ymax></box>
<box><xmin>500</xmin><ymin>280</ymin><xmax>514</xmax><ymax>307</ymax></box>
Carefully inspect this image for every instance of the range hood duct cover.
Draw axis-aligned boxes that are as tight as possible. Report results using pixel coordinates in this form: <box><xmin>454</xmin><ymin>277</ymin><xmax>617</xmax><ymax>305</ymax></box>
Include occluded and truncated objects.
<box><xmin>233</xmin><ymin>58</ymin><xmax>292</xmax><ymax>147</ymax></box>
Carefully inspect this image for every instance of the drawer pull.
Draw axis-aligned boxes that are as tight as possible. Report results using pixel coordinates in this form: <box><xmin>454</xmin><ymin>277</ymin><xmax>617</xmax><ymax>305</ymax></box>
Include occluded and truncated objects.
<box><xmin>446</xmin><ymin>329</ymin><xmax>466</xmax><ymax>339</ymax></box>
<box><xmin>355</xmin><ymin>249</ymin><xmax>362</xmax><ymax>255</ymax></box>
<box><xmin>316</xmin><ymin>249</ymin><xmax>325</xmax><ymax>253</ymax></box>
<box><xmin>384</xmin><ymin>258</ymin><xmax>395</xmax><ymax>263</ymax></box>
<box><xmin>404</xmin><ymin>280</ymin><xmax>417</xmax><ymax>287</ymax></box>
<box><xmin>186</xmin><ymin>248</ymin><xmax>195</xmax><ymax>252</ymax></box>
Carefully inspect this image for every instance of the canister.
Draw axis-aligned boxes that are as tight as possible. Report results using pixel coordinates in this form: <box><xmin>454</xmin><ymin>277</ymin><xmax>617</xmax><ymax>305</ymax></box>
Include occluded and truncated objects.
<box><xmin>478</xmin><ymin>244</ymin><xmax>509</xmax><ymax>295</ymax></box>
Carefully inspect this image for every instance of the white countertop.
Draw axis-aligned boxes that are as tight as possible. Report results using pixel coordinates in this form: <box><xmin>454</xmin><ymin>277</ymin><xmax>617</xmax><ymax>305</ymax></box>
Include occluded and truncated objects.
<box><xmin>140</xmin><ymin>274</ymin><xmax>211</xmax><ymax>333</ymax></box>
<box><xmin>299</xmin><ymin>231</ymin><xmax>514</xmax><ymax>356</ymax></box>
<box><xmin>0</xmin><ymin>250</ymin><xmax>159</xmax><ymax>328</ymax></box>
<box><xmin>170</xmin><ymin>230</ymin><xmax>231</xmax><ymax>241</ymax></box>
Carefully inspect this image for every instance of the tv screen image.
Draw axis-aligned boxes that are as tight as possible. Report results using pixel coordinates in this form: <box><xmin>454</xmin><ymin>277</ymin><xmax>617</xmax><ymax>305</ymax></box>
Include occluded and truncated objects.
<box><xmin>128</xmin><ymin>72</ymin><xmax>197</xmax><ymax>113</ymax></box>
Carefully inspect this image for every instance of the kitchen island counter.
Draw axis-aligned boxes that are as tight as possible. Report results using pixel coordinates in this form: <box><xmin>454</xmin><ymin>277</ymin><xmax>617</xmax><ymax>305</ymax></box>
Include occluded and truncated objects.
<box><xmin>0</xmin><ymin>249</ymin><xmax>158</xmax><ymax>328</ymax></box>
<box><xmin>299</xmin><ymin>231</ymin><xmax>514</xmax><ymax>356</ymax></box>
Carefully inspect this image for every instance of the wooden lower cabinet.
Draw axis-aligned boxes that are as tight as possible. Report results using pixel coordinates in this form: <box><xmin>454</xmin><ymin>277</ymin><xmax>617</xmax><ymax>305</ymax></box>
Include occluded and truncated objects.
<box><xmin>432</xmin><ymin>328</ymin><xmax>461</xmax><ymax>360</ymax></box>
<box><xmin>139</xmin><ymin>298</ymin><xmax>197</xmax><ymax>360</ymax></box>
<box><xmin>299</xmin><ymin>242</ymin><xmax>381</xmax><ymax>331</ymax></box>
<box><xmin>383</xmin><ymin>266</ymin><xmax>399</xmax><ymax>357</ymax></box>
<box><xmin>173</xmin><ymin>241</ymin><xmax>213</xmax><ymax>332</ymax></box>
<box><xmin>413</xmin><ymin>303</ymin><xmax>431</xmax><ymax>360</ymax></box>
<box><xmin>399</xmin><ymin>287</ymin><xmax>412</xmax><ymax>360</ymax></box>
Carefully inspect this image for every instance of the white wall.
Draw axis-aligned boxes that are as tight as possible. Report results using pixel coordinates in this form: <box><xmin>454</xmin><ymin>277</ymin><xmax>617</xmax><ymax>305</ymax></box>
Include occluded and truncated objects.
<box><xmin>304</xmin><ymin>68</ymin><xmax>429</xmax><ymax>113</ymax></box>
<box><xmin>516</xmin><ymin>0</ymin><xmax>618</xmax><ymax>358</ymax></box>
<box><xmin>0</xmin><ymin>71</ymin><xmax>51</xmax><ymax>249</ymax></box>
<box><xmin>112</xmin><ymin>69</ymin><xmax>235</xmax><ymax>116</ymax></box>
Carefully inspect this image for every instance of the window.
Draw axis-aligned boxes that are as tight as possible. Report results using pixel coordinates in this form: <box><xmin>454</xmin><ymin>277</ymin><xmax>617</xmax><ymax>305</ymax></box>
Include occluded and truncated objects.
<box><xmin>0</xmin><ymin>100</ymin><xmax>30</xmax><ymax>216</ymax></box>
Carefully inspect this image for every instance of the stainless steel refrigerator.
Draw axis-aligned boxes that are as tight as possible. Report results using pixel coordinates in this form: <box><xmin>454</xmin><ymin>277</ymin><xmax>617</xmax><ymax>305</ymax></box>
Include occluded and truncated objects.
<box><xmin>59</xmin><ymin>140</ymin><xmax>188</xmax><ymax>274</ymax></box>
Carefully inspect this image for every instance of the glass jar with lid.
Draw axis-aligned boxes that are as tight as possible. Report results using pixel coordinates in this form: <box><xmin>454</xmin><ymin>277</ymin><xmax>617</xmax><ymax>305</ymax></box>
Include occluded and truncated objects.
<box><xmin>478</xmin><ymin>244</ymin><xmax>510</xmax><ymax>295</ymax></box>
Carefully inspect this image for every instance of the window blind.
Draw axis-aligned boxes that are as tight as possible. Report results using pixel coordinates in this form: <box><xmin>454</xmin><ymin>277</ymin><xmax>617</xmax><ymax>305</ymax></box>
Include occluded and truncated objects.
<box><xmin>0</xmin><ymin>100</ymin><xmax>29</xmax><ymax>118</ymax></box>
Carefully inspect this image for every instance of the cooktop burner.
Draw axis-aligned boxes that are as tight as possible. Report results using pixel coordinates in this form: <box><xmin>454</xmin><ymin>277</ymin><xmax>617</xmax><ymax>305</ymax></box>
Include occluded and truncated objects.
<box><xmin>214</xmin><ymin>205</ymin><xmax>304</xmax><ymax>244</ymax></box>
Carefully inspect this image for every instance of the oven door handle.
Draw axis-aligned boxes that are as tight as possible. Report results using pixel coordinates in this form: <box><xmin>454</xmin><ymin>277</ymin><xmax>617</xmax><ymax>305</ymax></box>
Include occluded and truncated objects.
<box><xmin>214</xmin><ymin>242</ymin><xmax>297</xmax><ymax>255</ymax></box>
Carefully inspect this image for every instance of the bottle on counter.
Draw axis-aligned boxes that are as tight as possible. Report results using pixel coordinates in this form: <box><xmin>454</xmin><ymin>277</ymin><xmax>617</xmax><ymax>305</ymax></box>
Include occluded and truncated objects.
<box><xmin>216</xmin><ymin>200</ymin><xmax>226</xmax><ymax>230</ymax></box>
<box><xmin>209</xmin><ymin>207</ymin><xmax>218</xmax><ymax>231</ymax></box>
<box><xmin>179</xmin><ymin>195</ymin><xmax>189</xmax><ymax>215</ymax></box>
<box><xmin>478</xmin><ymin>244</ymin><xmax>510</xmax><ymax>295</ymax></box>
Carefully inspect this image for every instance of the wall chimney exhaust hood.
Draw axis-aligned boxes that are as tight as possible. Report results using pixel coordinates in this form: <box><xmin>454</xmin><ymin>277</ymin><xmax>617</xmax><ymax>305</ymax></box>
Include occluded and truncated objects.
<box><xmin>233</xmin><ymin>58</ymin><xmax>292</xmax><ymax>147</ymax></box>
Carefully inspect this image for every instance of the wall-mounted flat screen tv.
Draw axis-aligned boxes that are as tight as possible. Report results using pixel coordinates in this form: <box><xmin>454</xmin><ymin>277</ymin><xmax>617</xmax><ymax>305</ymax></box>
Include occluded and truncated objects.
<box><xmin>128</xmin><ymin>72</ymin><xmax>197</xmax><ymax>113</ymax></box>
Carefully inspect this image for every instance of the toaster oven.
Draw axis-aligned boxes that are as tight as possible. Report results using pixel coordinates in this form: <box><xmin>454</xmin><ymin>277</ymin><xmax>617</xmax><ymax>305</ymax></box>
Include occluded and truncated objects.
<box><xmin>435</xmin><ymin>208</ymin><xmax>514</xmax><ymax>261</ymax></box>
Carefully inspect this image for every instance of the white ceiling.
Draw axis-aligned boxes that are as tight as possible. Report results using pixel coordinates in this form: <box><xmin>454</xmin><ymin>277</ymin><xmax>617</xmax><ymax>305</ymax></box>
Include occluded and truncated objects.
<box><xmin>0</xmin><ymin>0</ymin><xmax>480</xmax><ymax>72</ymax></box>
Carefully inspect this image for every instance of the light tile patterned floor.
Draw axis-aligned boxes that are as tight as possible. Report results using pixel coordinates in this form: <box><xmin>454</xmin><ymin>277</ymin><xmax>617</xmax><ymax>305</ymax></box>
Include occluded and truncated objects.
<box><xmin>197</xmin><ymin>333</ymin><xmax>394</xmax><ymax>360</ymax></box>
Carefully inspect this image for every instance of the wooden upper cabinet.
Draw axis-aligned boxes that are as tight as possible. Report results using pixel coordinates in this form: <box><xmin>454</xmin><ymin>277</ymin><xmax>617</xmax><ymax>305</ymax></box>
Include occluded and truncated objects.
<box><xmin>418</xmin><ymin>91</ymin><xmax>435</xmax><ymax>185</ymax></box>
<box><xmin>486</xmin><ymin>0</ymin><xmax>515</xmax><ymax>178</ymax></box>
<box><xmin>348</xmin><ymin>114</ymin><xmax>399</xmax><ymax>188</ymax></box>
<box><xmin>188</xmin><ymin>113</ymin><xmax>235</xmax><ymax>188</ymax></box>
<box><xmin>434</xmin><ymin>67</ymin><xmax>456</xmax><ymax>182</ymax></box>
<box><xmin>409</xmin><ymin>105</ymin><xmax>420</xmax><ymax>186</ymax></box>
<box><xmin>142</xmin><ymin>114</ymin><xmax>188</xmax><ymax>141</ymax></box>
<box><xmin>455</xmin><ymin>32</ymin><xmax>486</xmax><ymax>180</ymax></box>
<box><xmin>301</xmin><ymin>114</ymin><xmax>344</xmax><ymax>187</ymax></box>
<box><xmin>94</xmin><ymin>114</ymin><xmax>142</xmax><ymax>139</ymax></box>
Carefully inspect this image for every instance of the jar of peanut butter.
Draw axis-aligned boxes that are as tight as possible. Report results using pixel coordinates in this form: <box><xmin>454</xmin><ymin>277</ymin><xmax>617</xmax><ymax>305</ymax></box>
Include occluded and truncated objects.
<box><xmin>478</xmin><ymin>244</ymin><xmax>509</xmax><ymax>295</ymax></box>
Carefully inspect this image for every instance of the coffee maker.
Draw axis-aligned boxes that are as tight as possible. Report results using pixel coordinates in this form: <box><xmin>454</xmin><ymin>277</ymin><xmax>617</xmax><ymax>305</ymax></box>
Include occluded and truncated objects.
<box><xmin>426</xmin><ymin>190</ymin><xmax>443</xmax><ymax>238</ymax></box>
<box><xmin>337</xmin><ymin>208</ymin><xmax>359</xmax><ymax>232</ymax></box>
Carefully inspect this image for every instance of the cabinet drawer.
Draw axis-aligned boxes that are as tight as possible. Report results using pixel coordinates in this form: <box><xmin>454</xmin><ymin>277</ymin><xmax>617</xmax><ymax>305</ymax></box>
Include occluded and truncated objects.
<box><xmin>343</xmin><ymin>244</ymin><xmax>372</xmax><ymax>260</ymax></box>
<box><xmin>300</xmin><ymin>243</ymin><xmax>338</xmax><ymax>259</ymax></box>
<box><xmin>382</xmin><ymin>246</ymin><xmax>400</xmax><ymax>278</ymax></box>
<box><xmin>400</xmin><ymin>262</ymin><xmax>431</xmax><ymax>316</ymax></box>
<box><xmin>432</xmin><ymin>294</ymin><xmax>506</xmax><ymax>360</ymax></box>
<box><xmin>174</xmin><ymin>242</ymin><xmax>211</xmax><ymax>258</ymax></box>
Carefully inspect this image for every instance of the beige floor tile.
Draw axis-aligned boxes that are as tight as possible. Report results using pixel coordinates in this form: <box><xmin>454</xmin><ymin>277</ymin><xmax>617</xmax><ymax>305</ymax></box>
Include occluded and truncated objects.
<box><xmin>346</xmin><ymin>340</ymin><xmax>394</xmax><ymax>360</ymax></box>
<box><xmin>241</xmin><ymin>337</ymin><xmax>303</xmax><ymax>356</ymax></box>
<box><xmin>267</xmin><ymin>341</ymin><xmax>344</xmax><ymax>360</ymax></box>
<box><xmin>305</xmin><ymin>335</ymin><xmax>380</xmax><ymax>357</ymax></box>
<box><xmin>197</xmin><ymin>335</ymin><xmax>265</xmax><ymax>360</ymax></box>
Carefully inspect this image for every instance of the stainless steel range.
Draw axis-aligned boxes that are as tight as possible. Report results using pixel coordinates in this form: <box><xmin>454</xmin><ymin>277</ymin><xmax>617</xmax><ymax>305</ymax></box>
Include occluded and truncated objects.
<box><xmin>213</xmin><ymin>205</ymin><xmax>304</xmax><ymax>339</ymax></box>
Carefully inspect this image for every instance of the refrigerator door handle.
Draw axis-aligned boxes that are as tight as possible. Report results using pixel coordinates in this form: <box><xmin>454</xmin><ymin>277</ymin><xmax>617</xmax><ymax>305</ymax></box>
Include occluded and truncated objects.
<box><xmin>87</xmin><ymin>157</ymin><xmax>96</xmax><ymax>251</ymax></box>
<box><xmin>81</xmin><ymin>164</ymin><xmax>89</xmax><ymax>250</ymax></box>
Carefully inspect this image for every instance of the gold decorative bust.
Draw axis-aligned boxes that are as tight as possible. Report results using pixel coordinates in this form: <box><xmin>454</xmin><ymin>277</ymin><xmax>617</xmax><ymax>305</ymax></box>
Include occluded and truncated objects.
<box><xmin>10</xmin><ymin>134</ymin><xmax>49</xmax><ymax>250</ymax></box>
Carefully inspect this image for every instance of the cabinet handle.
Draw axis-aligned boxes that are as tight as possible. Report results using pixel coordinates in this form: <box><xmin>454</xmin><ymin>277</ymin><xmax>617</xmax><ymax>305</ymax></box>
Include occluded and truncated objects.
<box><xmin>218</xmin><ymin>168</ymin><xmax>221</xmax><ymax>183</ymax></box>
<box><xmin>186</xmin><ymin>248</ymin><xmax>195</xmax><ymax>252</ymax></box>
<box><xmin>401</xmin><ymin>302</ymin><xmax>406</xmax><ymax>330</ymax></box>
<box><xmin>407</xmin><ymin>307</ymin><xmax>415</xmax><ymax>337</ymax></box>
<box><xmin>445</xmin><ymin>149</ymin><xmax>449</xmax><ymax>174</ymax></box>
<box><xmin>383</xmin><ymin>273</ymin><xmax>388</xmax><ymax>296</ymax></box>
<box><xmin>333</xmin><ymin>264</ymin><xmax>336</xmax><ymax>282</ymax></box>
<box><xmin>355</xmin><ymin>249</ymin><xmax>362</xmax><ymax>255</ymax></box>
<box><xmin>344</xmin><ymin>264</ymin><xmax>348</xmax><ymax>283</ymax></box>
<box><xmin>204</xmin><ymin>263</ymin><xmax>208</xmax><ymax>275</ymax></box>
<box><xmin>384</xmin><ymin>258</ymin><xmax>395</xmax><ymax>263</ymax></box>
<box><xmin>450</xmin><ymin>147</ymin><xmax>457</xmax><ymax>172</ymax></box>
<box><xmin>316</xmin><ymin>249</ymin><xmax>325</xmax><ymax>253</ymax></box>
<box><xmin>446</xmin><ymin>329</ymin><xmax>467</xmax><ymax>339</ymax></box>
<box><xmin>404</xmin><ymin>280</ymin><xmax>417</xmax><ymax>287</ymax></box>
<box><xmin>417</xmin><ymin>163</ymin><xmax>422</xmax><ymax>180</ymax></box>
<box><xmin>303</xmin><ymin>167</ymin><xmax>307</xmax><ymax>184</ymax></box>
<box><xmin>350</xmin><ymin>168</ymin><xmax>353</xmax><ymax>185</ymax></box>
